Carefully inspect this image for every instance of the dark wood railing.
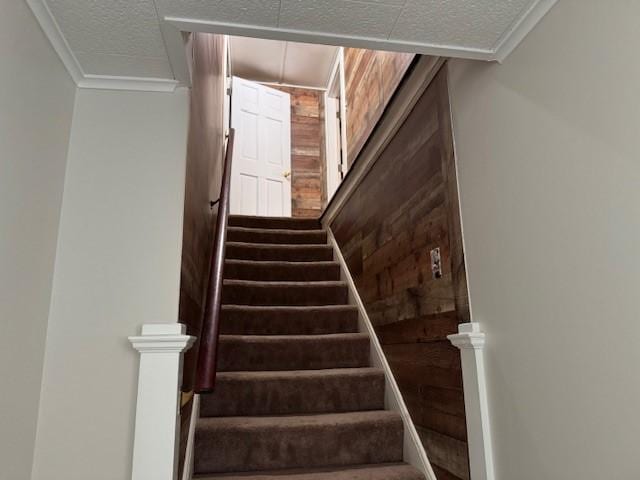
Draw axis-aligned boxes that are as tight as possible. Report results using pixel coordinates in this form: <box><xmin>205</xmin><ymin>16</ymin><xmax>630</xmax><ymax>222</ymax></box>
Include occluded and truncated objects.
<box><xmin>194</xmin><ymin>129</ymin><xmax>235</xmax><ymax>393</ymax></box>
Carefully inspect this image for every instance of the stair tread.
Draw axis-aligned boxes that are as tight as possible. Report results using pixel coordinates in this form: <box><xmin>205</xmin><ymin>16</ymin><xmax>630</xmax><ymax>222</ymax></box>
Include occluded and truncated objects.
<box><xmin>214</xmin><ymin>367</ymin><xmax>383</xmax><ymax>381</ymax></box>
<box><xmin>226</xmin><ymin>242</ymin><xmax>333</xmax><ymax>262</ymax></box>
<box><xmin>217</xmin><ymin>333</ymin><xmax>370</xmax><ymax>371</ymax></box>
<box><xmin>200</xmin><ymin>368</ymin><xmax>385</xmax><ymax>417</ymax></box>
<box><xmin>194</xmin><ymin>463</ymin><xmax>423</xmax><ymax>480</ymax></box>
<box><xmin>229</xmin><ymin>216</ymin><xmax>321</xmax><ymax>231</ymax></box>
<box><xmin>195</xmin><ymin>410</ymin><xmax>403</xmax><ymax>473</ymax></box>
<box><xmin>219</xmin><ymin>333</ymin><xmax>368</xmax><ymax>342</ymax></box>
<box><xmin>197</xmin><ymin>410</ymin><xmax>400</xmax><ymax>431</ymax></box>
<box><xmin>222</xmin><ymin>304</ymin><xmax>356</xmax><ymax>311</ymax></box>
<box><xmin>223</xmin><ymin>279</ymin><xmax>346</xmax><ymax>286</ymax></box>
<box><xmin>227</xmin><ymin>242</ymin><xmax>331</xmax><ymax>249</ymax></box>
<box><xmin>219</xmin><ymin>305</ymin><xmax>359</xmax><ymax>335</ymax></box>
<box><xmin>225</xmin><ymin>259</ymin><xmax>338</xmax><ymax>266</ymax></box>
<box><xmin>228</xmin><ymin>226</ymin><xmax>325</xmax><ymax>235</ymax></box>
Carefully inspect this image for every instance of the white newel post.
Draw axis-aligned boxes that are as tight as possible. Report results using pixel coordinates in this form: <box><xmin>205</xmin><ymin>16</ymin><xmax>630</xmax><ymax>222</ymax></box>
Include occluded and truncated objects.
<box><xmin>129</xmin><ymin>324</ymin><xmax>195</xmax><ymax>480</ymax></box>
<box><xmin>448</xmin><ymin>323</ymin><xmax>495</xmax><ymax>480</ymax></box>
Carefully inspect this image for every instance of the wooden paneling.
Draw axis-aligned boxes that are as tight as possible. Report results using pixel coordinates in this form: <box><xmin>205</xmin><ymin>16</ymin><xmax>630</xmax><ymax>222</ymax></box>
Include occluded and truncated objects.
<box><xmin>270</xmin><ymin>86</ymin><xmax>325</xmax><ymax>218</ymax></box>
<box><xmin>179</xmin><ymin>32</ymin><xmax>226</xmax><ymax>393</ymax></box>
<box><xmin>331</xmin><ymin>65</ymin><xmax>470</xmax><ymax>479</ymax></box>
<box><xmin>343</xmin><ymin>48</ymin><xmax>415</xmax><ymax>165</ymax></box>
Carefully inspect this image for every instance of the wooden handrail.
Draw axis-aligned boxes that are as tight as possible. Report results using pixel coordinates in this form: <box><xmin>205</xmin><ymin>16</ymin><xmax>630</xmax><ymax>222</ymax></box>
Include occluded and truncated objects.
<box><xmin>194</xmin><ymin>129</ymin><xmax>235</xmax><ymax>393</ymax></box>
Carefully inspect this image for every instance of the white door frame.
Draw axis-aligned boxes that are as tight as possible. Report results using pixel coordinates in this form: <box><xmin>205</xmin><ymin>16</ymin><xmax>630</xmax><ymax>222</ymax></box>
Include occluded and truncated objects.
<box><xmin>324</xmin><ymin>47</ymin><xmax>348</xmax><ymax>203</ymax></box>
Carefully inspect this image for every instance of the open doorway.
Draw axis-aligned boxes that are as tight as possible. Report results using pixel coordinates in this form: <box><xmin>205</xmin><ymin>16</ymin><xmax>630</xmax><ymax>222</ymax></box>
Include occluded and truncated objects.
<box><xmin>225</xmin><ymin>36</ymin><xmax>413</xmax><ymax>218</ymax></box>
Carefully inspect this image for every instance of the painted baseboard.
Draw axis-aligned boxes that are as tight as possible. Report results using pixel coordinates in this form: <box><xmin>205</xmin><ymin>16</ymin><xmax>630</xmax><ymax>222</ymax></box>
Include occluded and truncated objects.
<box><xmin>327</xmin><ymin>230</ymin><xmax>437</xmax><ymax>480</ymax></box>
<box><xmin>181</xmin><ymin>394</ymin><xmax>200</xmax><ymax>480</ymax></box>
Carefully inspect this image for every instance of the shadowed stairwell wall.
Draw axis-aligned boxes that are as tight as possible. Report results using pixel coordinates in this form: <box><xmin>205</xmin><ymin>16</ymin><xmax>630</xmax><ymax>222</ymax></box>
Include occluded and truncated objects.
<box><xmin>330</xmin><ymin>66</ymin><xmax>470</xmax><ymax>480</ymax></box>
<box><xmin>177</xmin><ymin>32</ymin><xmax>227</xmax><ymax>476</ymax></box>
<box><xmin>179</xmin><ymin>32</ymin><xmax>227</xmax><ymax>393</ymax></box>
<box><xmin>344</xmin><ymin>48</ymin><xmax>415</xmax><ymax>166</ymax></box>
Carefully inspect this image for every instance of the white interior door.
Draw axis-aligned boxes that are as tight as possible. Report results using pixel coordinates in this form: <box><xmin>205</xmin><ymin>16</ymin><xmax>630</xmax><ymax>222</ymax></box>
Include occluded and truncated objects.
<box><xmin>230</xmin><ymin>76</ymin><xmax>292</xmax><ymax>217</ymax></box>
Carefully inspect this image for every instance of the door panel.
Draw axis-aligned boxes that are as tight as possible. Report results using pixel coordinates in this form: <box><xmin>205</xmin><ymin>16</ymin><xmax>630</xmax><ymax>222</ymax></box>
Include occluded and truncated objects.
<box><xmin>231</xmin><ymin>77</ymin><xmax>292</xmax><ymax>217</ymax></box>
<box><xmin>265</xmin><ymin>178</ymin><xmax>284</xmax><ymax>217</ymax></box>
<box><xmin>239</xmin><ymin>174</ymin><xmax>259</xmax><ymax>215</ymax></box>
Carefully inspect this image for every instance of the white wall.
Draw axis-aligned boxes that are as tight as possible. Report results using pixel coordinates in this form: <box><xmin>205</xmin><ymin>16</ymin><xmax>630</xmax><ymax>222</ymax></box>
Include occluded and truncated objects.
<box><xmin>0</xmin><ymin>1</ymin><xmax>76</xmax><ymax>478</ymax></box>
<box><xmin>448</xmin><ymin>1</ymin><xmax>640</xmax><ymax>478</ymax></box>
<box><xmin>31</xmin><ymin>88</ymin><xmax>189</xmax><ymax>480</ymax></box>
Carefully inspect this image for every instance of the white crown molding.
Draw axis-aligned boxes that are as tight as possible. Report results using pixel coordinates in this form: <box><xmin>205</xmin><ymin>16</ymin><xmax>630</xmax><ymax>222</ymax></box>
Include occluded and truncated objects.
<box><xmin>448</xmin><ymin>323</ymin><xmax>495</xmax><ymax>480</ymax></box>
<box><xmin>493</xmin><ymin>0</ymin><xmax>558</xmax><ymax>62</ymax></box>
<box><xmin>26</xmin><ymin>0</ymin><xmax>83</xmax><ymax>83</ymax></box>
<box><xmin>160</xmin><ymin>19</ymin><xmax>192</xmax><ymax>87</ymax></box>
<box><xmin>27</xmin><ymin>0</ymin><xmax>181</xmax><ymax>92</ymax></box>
<box><xmin>79</xmin><ymin>75</ymin><xmax>179</xmax><ymax>93</ymax></box>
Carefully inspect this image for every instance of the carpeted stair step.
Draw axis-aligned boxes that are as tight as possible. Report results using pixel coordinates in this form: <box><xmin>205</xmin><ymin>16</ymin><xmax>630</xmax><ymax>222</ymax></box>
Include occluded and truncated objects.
<box><xmin>200</xmin><ymin>368</ymin><xmax>385</xmax><ymax>417</ymax></box>
<box><xmin>222</xmin><ymin>280</ymin><xmax>348</xmax><ymax>306</ymax></box>
<box><xmin>229</xmin><ymin>215</ymin><xmax>321</xmax><ymax>230</ymax></box>
<box><xmin>219</xmin><ymin>305</ymin><xmax>359</xmax><ymax>335</ymax></box>
<box><xmin>194</xmin><ymin>463</ymin><xmax>424</xmax><ymax>479</ymax></box>
<box><xmin>227</xmin><ymin>226</ymin><xmax>326</xmax><ymax>245</ymax></box>
<box><xmin>225</xmin><ymin>260</ymin><xmax>340</xmax><ymax>282</ymax></box>
<box><xmin>217</xmin><ymin>333</ymin><xmax>370</xmax><ymax>371</ymax></box>
<box><xmin>194</xmin><ymin>411</ymin><xmax>404</xmax><ymax>474</ymax></box>
<box><xmin>226</xmin><ymin>242</ymin><xmax>333</xmax><ymax>262</ymax></box>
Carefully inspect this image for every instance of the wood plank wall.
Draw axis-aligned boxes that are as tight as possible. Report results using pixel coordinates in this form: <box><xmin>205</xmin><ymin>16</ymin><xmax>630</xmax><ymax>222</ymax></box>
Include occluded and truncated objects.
<box><xmin>179</xmin><ymin>32</ymin><xmax>226</xmax><ymax>394</ymax></box>
<box><xmin>270</xmin><ymin>85</ymin><xmax>326</xmax><ymax>218</ymax></box>
<box><xmin>344</xmin><ymin>48</ymin><xmax>415</xmax><ymax>166</ymax></box>
<box><xmin>330</xmin><ymin>65</ymin><xmax>471</xmax><ymax>480</ymax></box>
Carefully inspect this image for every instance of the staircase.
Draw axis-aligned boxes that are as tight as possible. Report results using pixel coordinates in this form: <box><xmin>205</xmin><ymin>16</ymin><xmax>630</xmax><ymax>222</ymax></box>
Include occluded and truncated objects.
<box><xmin>193</xmin><ymin>215</ymin><xmax>424</xmax><ymax>480</ymax></box>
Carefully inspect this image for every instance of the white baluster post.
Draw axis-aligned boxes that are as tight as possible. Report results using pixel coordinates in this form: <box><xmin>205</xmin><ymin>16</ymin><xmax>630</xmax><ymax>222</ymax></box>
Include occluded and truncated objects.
<box><xmin>448</xmin><ymin>323</ymin><xmax>495</xmax><ymax>480</ymax></box>
<box><xmin>129</xmin><ymin>324</ymin><xmax>195</xmax><ymax>480</ymax></box>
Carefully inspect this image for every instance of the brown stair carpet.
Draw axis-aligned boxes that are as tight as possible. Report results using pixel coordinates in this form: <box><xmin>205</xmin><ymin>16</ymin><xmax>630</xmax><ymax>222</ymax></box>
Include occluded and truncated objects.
<box><xmin>219</xmin><ymin>305</ymin><xmax>359</xmax><ymax>335</ymax></box>
<box><xmin>194</xmin><ymin>215</ymin><xmax>424</xmax><ymax>480</ymax></box>
<box><xmin>222</xmin><ymin>280</ymin><xmax>348</xmax><ymax>306</ymax></box>
<box><xmin>227</xmin><ymin>226</ymin><xmax>327</xmax><ymax>245</ymax></box>
<box><xmin>194</xmin><ymin>463</ymin><xmax>424</xmax><ymax>480</ymax></box>
<box><xmin>225</xmin><ymin>260</ymin><xmax>340</xmax><ymax>282</ymax></box>
<box><xmin>226</xmin><ymin>242</ymin><xmax>334</xmax><ymax>262</ymax></box>
<box><xmin>200</xmin><ymin>368</ymin><xmax>385</xmax><ymax>417</ymax></box>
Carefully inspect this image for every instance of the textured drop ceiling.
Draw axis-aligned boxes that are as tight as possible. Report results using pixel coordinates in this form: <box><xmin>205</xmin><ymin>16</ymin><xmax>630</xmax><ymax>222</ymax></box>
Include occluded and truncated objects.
<box><xmin>229</xmin><ymin>37</ymin><xmax>338</xmax><ymax>89</ymax></box>
<box><xmin>34</xmin><ymin>0</ymin><xmax>557</xmax><ymax>86</ymax></box>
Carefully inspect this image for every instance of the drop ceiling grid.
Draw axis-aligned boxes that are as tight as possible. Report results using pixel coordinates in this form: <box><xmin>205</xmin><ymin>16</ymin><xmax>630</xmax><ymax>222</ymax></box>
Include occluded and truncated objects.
<box><xmin>37</xmin><ymin>0</ymin><xmax>552</xmax><ymax>81</ymax></box>
<box><xmin>391</xmin><ymin>0</ymin><xmax>535</xmax><ymax>49</ymax></box>
<box><xmin>45</xmin><ymin>0</ymin><xmax>174</xmax><ymax>78</ymax></box>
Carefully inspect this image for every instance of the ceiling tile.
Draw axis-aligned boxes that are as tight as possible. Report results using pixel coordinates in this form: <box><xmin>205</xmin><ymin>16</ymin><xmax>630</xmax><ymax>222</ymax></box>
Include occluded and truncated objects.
<box><xmin>76</xmin><ymin>53</ymin><xmax>174</xmax><ymax>78</ymax></box>
<box><xmin>154</xmin><ymin>0</ymin><xmax>281</xmax><ymax>27</ymax></box>
<box><xmin>230</xmin><ymin>37</ymin><xmax>286</xmax><ymax>84</ymax></box>
<box><xmin>279</xmin><ymin>0</ymin><xmax>401</xmax><ymax>39</ymax></box>
<box><xmin>283</xmin><ymin>43</ymin><xmax>338</xmax><ymax>88</ymax></box>
<box><xmin>391</xmin><ymin>0</ymin><xmax>533</xmax><ymax>50</ymax></box>
<box><xmin>355</xmin><ymin>0</ymin><xmax>407</xmax><ymax>5</ymax></box>
<box><xmin>46</xmin><ymin>0</ymin><xmax>167</xmax><ymax>57</ymax></box>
